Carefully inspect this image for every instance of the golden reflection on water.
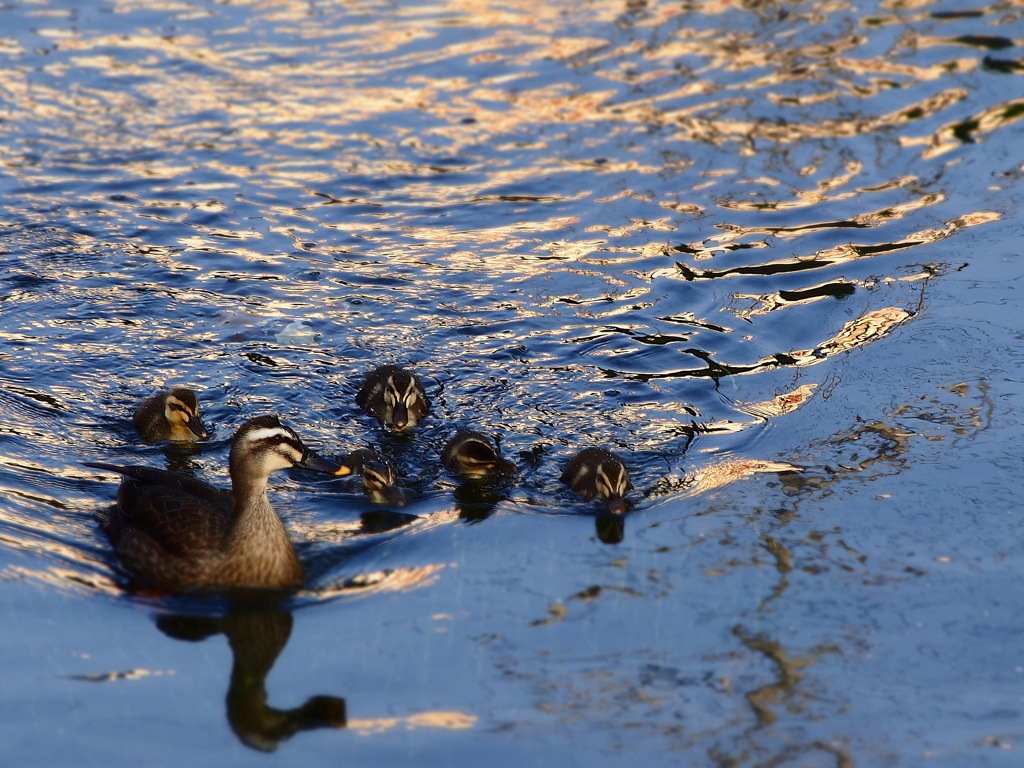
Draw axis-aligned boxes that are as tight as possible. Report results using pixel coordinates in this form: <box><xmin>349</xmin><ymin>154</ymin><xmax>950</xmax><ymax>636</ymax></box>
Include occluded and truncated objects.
<box><xmin>349</xmin><ymin>710</ymin><xmax>477</xmax><ymax>736</ymax></box>
<box><xmin>303</xmin><ymin>564</ymin><xmax>447</xmax><ymax>601</ymax></box>
<box><xmin>0</xmin><ymin>0</ymin><xmax>1011</xmax><ymax>532</ymax></box>
<box><xmin>731</xmin><ymin>625</ymin><xmax>823</xmax><ymax>730</ymax></box>
<box><xmin>682</xmin><ymin>459</ymin><xmax>803</xmax><ymax>498</ymax></box>
<box><xmin>7</xmin><ymin>0</ymin><xmax>1017</xmax><ymax>193</ymax></box>
<box><xmin>2</xmin><ymin>0</ymin><xmax>1022</xmax><ymax>759</ymax></box>
<box><xmin>915</xmin><ymin>96</ymin><xmax>1024</xmax><ymax>158</ymax></box>
<box><xmin>3</xmin><ymin>564</ymin><xmax>123</xmax><ymax>596</ymax></box>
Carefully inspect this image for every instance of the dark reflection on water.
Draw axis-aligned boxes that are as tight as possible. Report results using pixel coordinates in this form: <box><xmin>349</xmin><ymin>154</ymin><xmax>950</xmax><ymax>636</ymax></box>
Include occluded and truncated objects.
<box><xmin>156</xmin><ymin>607</ymin><xmax>347</xmax><ymax>753</ymax></box>
<box><xmin>451</xmin><ymin>478</ymin><xmax>508</xmax><ymax>523</ymax></box>
<box><xmin>594</xmin><ymin>513</ymin><xmax>626</xmax><ymax>544</ymax></box>
<box><xmin>2</xmin><ymin>0</ymin><xmax>1024</xmax><ymax>764</ymax></box>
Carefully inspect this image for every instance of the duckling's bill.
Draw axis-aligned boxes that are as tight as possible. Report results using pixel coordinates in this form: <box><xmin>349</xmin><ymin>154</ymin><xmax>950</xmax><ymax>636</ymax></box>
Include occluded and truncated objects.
<box><xmin>379</xmin><ymin>483</ymin><xmax>406</xmax><ymax>506</ymax></box>
<box><xmin>187</xmin><ymin>414</ymin><xmax>210</xmax><ymax>441</ymax></box>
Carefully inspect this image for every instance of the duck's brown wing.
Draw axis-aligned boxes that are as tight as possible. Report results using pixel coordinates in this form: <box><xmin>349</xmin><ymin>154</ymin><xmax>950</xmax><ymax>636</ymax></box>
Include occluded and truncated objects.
<box><xmin>86</xmin><ymin>462</ymin><xmax>232</xmax><ymax>555</ymax></box>
<box><xmin>113</xmin><ymin>528</ymin><xmax>219</xmax><ymax>591</ymax></box>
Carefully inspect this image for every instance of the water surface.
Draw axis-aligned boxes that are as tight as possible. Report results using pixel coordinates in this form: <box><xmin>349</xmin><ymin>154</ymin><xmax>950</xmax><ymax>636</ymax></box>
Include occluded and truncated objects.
<box><xmin>2</xmin><ymin>0</ymin><xmax>1024</xmax><ymax>765</ymax></box>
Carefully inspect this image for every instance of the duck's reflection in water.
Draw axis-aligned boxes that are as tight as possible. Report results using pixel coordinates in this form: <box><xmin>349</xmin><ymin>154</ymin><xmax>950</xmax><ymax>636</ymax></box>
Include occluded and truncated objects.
<box><xmin>350</xmin><ymin>475</ymin><xmax>510</xmax><ymax>535</ymax></box>
<box><xmin>451</xmin><ymin>478</ymin><xmax>510</xmax><ymax>523</ymax></box>
<box><xmin>156</xmin><ymin>607</ymin><xmax>346</xmax><ymax>752</ymax></box>
<box><xmin>595</xmin><ymin>513</ymin><xmax>626</xmax><ymax>544</ymax></box>
<box><xmin>358</xmin><ymin>509</ymin><xmax>421</xmax><ymax>534</ymax></box>
<box><xmin>160</xmin><ymin>439</ymin><xmax>207</xmax><ymax>475</ymax></box>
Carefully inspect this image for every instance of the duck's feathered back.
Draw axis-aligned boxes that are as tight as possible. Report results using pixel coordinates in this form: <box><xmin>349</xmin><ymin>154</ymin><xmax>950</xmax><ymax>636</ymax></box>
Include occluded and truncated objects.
<box><xmin>87</xmin><ymin>415</ymin><xmax>348</xmax><ymax>592</ymax></box>
<box><xmin>442</xmin><ymin>430</ymin><xmax>516</xmax><ymax>477</ymax></box>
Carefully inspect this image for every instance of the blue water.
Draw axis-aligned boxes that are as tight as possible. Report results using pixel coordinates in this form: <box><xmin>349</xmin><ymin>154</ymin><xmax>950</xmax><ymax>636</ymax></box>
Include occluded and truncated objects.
<box><xmin>2</xmin><ymin>0</ymin><xmax>1024</xmax><ymax>765</ymax></box>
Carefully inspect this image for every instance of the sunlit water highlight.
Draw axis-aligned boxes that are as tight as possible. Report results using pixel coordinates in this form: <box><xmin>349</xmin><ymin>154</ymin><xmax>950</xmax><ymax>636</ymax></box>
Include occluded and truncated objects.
<box><xmin>2</xmin><ymin>0</ymin><xmax>1024</xmax><ymax>765</ymax></box>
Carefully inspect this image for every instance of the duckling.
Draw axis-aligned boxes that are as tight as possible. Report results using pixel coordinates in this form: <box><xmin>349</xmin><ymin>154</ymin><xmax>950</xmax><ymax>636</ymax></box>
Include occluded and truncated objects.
<box><xmin>561</xmin><ymin>447</ymin><xmax>632</xmax><ymax>515</ymax></box>
<box><xmin>85</xmin><ymin>415</ymin><xmax>351</xmax><ymax>592</ymax></box>
<box><xmin>442</xmin><ymin>430</ymin><xmax>516</xmax><ymax>478</ymax></box>
<box><xmin>134</xmin><ymin>387</ymin><xmax>209</xmax><ymax>442</ymax></box>
<box><xmin>355</xmin><ymin>365</ymin><xmax>429</xmax><ymax>431</ymax></box>
<box><xmin>345</xmin><ymin>448</ymin><xmax>405</xmax><ymax>506</ymax></box>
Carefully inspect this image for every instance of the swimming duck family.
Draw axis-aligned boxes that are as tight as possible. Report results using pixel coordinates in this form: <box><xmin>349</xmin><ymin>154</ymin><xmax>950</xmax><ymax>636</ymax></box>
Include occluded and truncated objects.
<box><xmin>90</xmin><ymin>368</ymin><xmax>635</xmax><ymax>592</ymax></box>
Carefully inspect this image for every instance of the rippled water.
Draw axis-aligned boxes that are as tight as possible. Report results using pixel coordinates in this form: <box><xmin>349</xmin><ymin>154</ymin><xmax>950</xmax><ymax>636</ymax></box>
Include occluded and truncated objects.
<box><xmin>2</xmin><ymin>0</ymin><xmax>1024</xmax><ymax>765</ymax></box>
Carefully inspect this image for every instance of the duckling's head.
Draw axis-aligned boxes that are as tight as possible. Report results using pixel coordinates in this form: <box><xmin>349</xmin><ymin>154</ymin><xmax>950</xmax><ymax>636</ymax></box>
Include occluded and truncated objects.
<box><xmin>442</xmin><ymin>430</ymin><xmax>516</xmax><ymax>479</ymax></box>
<box><xmin>165</xmin><ymin>388</ymin><xmax>209</xmax><ymax>441</ymax></box>
<box><xmin>347</xmin><ymin>448</ymin><xmax>405</xmax><ymax>506</ymax></box>
<box><xmin>356</xmin><ymin>365</ymin><xmax>429</xmax><ymax>431</ymax></box>
<box><xmin>561</xmin><ymin>447</ymin><xmax>632</xmax><ymax>515</ymax></box>
<box><xmin>230</xmin><ymin>416</ymin><xmax>351</xmax><ymax>484</ymax></box>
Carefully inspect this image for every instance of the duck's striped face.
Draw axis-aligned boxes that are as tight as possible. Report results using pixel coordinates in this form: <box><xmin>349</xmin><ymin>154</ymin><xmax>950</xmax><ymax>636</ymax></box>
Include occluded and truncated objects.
<box><xmin>346</xmin><ymin>449</ymin><xmax>404</xmax><ymax>504</ymax></box>
<box><xmin>236</xmin><ymin>417</ymin><xmax>351</xmax><ymax>477</ymax></box>
<box><xmin>363</xmin><ymin>463</ymin><xmax>405</xmax><ymax>504</ymax></box>
<box><xmin>594</xmin><ymin>462</ymin><xmax>630</xmax><ymax>504</ymax></box>
<box><xmin>164</xmin><ymin>391</ymin><xmax>208</xmax><ymax>440</ymax></box>
<box><xmin>362</xmin><ymin>460</ymin><xmax>396</xmax><ymax>492</ymax></box>
<box><xmin>564</xmin><ymin>452</ymin><xmax>631</xmax><ymax>514</ymax></box>
<box><xmin>241</xmin><ymin>423</ymin><xmax>310</xmax><ymax>473</ymax></box>
<box><xmin>357</xmin><ymin>366</ymin><xmax>429</xmax><ymax>432</ymax></box>
<box><xmin>381</xmin><ymin>373</ymin><xmax>425</xmax><ymax>430</ymax></box>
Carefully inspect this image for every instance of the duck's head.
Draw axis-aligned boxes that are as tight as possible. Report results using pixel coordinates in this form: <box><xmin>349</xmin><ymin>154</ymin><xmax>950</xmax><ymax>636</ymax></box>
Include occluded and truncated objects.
<box><xmin>561</xmin><ymin>447</ymin><xmax>632</xmax><ymax>515</ymax></box>
<box><xmin>442</xmin><ymin>430</ymin><xmax>516</xmax><ymax>479</ymax></box>
<box><xmin>165</xmin><ymin>388</ymin><xmax>209</xmax><ymax>441</ymax></box>
<box><xmin>230</xmin><ymin>416</ymin><xmax>352</xmax><ymax>484</ymax></box>
<box><xmin>347</xmin><ymin>448</ymin><xmax>405</xmax><ymax>506</ymax></box>
<box><xmin>356</xmin><ymin>365</ymin><xmax>429</xmax><ymax>431</ymax></box>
